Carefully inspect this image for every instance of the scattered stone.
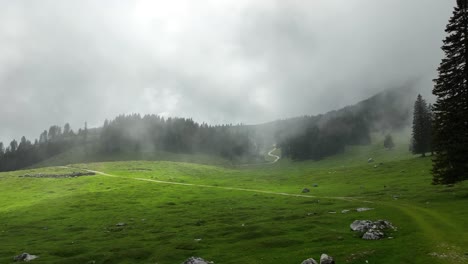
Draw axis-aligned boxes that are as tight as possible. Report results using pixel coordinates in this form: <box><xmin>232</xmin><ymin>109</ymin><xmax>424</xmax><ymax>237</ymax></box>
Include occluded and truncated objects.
<box><xmin>373</xmin><ymin>165</ymin><xmax>378</xmax><ymax>168</ymax></box>
<box><xmin>181</xmin><ymin>256</ymin><xmax>214</xmax><ymax>264</ymax></box>
<box><xmin>350</xmin><ymin>220</ymin><xmax>396</xmax><ymax>240</ymax></box>
<box><xmin>194</xmin><ymin>238</ymin><xmax>202</xmax><ymax>242</ymax></box>
<box><xmin>13</xmin><ymin>253</ymin><xmax>38</xmax><ymax>262</ymax></box>
<box><xmin>301</xmin><ymin>258</ymin><xmax>318</xmax><ymax>264</ymax></box>
<box><xmin>320</xmin><ymin>254</ymin><xmax>335</xmax><ymax>264</ymax></box>
<box><xmin>313</xmin><ymin>184</ymin><xmax>318</xmax><ymax>187</ymax></box>
<box><xmin>307</xmin><ymin>212</ymin><xmax>317</xmax><ymax>216</ymax></box>
<box><xmin>367</xmin><ymin>158</ymin><xmax>374</xmax><ymax>163</ymax></box>
<box><xmin>302</xmin><ymin>188</ymin><xmax>310</xmax><ymax>193</ymax></box>
<box><xmin>328</xmin><ymin>211</ymin><xmax>336</xmax><ymax>214</ymax></box>
<box><xmin>356</xmin><ymin>207</ymin><xmax>374</xmax><ymax>212</ymax></box>
<box><xmin>116</xmin><ymin>222</ymin><xmax>126</xmax><ymax>227</ymax></box>
<box><xmin>341</xmin><ymin>209</ymin><xmax>350</xmax><ymax>213</ymax></box>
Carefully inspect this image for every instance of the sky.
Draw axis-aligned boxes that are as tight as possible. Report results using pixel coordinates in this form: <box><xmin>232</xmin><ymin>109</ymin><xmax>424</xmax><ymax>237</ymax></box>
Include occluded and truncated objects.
<box><xmin>0</xmin><ymin>0</ymin><xmax>454</xmax><ymax>143</ymax></box>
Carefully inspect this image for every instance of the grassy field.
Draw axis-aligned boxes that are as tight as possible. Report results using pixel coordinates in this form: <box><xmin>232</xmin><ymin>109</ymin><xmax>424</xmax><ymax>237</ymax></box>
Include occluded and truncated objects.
<box><xmin>0</xmin><ymin>139</ymin><xmax>467</xmax><ymax>263</ymax></box>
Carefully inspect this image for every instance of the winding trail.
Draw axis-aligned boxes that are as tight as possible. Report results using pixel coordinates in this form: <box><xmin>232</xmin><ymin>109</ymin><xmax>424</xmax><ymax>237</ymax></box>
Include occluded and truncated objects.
<box><xmin>76</xmin><ymin>168</ymin><xmax>372</xmax><ymax>203</ymax></box>
<box><xmin>267</xmin><ymin>147</ymin><xmax>280</xmax><ymax>163</ymax></box>
<box><xmin>61</xmin><ymin>165</ymin><xmax>466</xmax><ymax>261</ymax></box>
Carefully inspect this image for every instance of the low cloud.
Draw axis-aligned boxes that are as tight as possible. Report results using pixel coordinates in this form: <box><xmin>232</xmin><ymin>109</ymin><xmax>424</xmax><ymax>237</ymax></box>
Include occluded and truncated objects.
<box><xmin>0</xmin><ymin>0</ymin><xmax>453</xmax><ymax>142</ymax></box>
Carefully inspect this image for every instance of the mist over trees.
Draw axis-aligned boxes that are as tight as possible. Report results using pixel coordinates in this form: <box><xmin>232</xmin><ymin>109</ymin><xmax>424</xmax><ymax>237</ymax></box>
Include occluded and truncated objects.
<box><xmin>274</xmin><ymin>86</ymin><xmax>414</xmax><ymax>160</ymax></box>
<box><xmin>0</xmin><ymin>115</ymin><xmax>258</xmax><ymax>172</ymax></box>
<box><xmin>432</xmin><ymin>0</ymin><xmax>468</xmax><ymax>184</ymax></box>
<box><xmin>100</xmin><ymin>114</ymin><xmax>257</xmax><ymax>160</ymax></box>
<box><xmin>384</xmin><ymin>134</ymin><xmax>395</xmax><ymax>150</ymax></box>
<box><xmin>0</xmin><ymin>84</ymin><xmax>417</xmax><ymax>171</ymax></box>
<box><xmin>0</xmin><ymin>124</ymin><xmax>87</xmax><ymax>171</ymax></box>
<box><xmin>276</xmin><ymin>113</ymin><xmax>371</xmax><ymax>160</ymax></box>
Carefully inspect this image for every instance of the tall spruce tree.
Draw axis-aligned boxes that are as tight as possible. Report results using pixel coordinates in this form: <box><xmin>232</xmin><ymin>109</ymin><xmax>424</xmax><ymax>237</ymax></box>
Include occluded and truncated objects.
<box><xmin>432</xmin><ymin>0</ymin><xmax>468</xmax><ymax>184</ymax></box>
<box><xmin>412</xmin><ymin>94</ymin><xmax>431</xmax><ymax>157</ymax></box>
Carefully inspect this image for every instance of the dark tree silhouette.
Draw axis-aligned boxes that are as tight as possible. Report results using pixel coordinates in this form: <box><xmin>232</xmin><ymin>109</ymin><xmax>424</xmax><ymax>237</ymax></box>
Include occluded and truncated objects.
<box><xmin>63</xmin><ymin>123</ymin><xmax>71</xmax><ymax>136</ymax></box>
<box><xmin>384</xmin><ymin>134</ymin><xmax>395</xmax><ymax>150</ymax></box>
<box><xmin>411</xmin><ymin>94</ymin><xmax>432</xmax><ymax>157</ymax></box>
<box><xmin>9</xmin><ymin>140</ymin><xmax>18</xmax><ymax>153</ymax></box>
<box><xmin>432</xmin><ymin>0</ymin><xmax>468</xmax><ymax>184</ymax></box>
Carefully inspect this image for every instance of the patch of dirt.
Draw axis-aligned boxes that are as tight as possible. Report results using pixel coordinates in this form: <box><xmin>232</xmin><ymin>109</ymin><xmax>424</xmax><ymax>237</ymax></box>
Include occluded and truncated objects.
<box><xmin>20</xmin><ymin>172</ymin><xmax>95</xmax><ymax>178</ymax></box>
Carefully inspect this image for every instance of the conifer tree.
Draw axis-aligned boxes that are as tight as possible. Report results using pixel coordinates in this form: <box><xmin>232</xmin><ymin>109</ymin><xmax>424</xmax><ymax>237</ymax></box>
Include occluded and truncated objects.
<box><xmin>412</xmin><ymin>95</ymin><xmax>431</xmax><ymax>157</ymax></box>
<box><xmin>432</xmin><ymin>0</ymin><xmax>468</xmax><ymax>184</ymax></box>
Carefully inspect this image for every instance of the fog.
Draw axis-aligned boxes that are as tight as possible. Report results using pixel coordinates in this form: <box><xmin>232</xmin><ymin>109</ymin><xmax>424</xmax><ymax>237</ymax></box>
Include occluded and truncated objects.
<box><xmin>0</xmin><ymin>0</ymin><xmax>453</xmax><ymax>143</ymax></box>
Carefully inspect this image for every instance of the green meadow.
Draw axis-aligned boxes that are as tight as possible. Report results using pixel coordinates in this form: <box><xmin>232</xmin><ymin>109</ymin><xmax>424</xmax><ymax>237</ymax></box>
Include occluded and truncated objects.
<box><xmin>0</xmin><ymin>139</ymin><xmax>467</xmax><ymax>263</ymax></box>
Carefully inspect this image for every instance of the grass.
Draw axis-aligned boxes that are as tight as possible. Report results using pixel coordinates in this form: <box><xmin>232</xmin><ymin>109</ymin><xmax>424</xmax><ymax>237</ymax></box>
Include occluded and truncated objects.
<box><xmin>0</xmin><ymin>140</ymin><xmax>467</xmax><ymax>263</ymax></box>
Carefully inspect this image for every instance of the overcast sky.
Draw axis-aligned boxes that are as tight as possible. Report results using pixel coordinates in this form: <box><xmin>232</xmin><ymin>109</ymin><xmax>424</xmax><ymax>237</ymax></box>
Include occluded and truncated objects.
<box><xmin>0</xmin><ymin>0</ymin><xmax>454</xmax><ymax>143</ymax></box>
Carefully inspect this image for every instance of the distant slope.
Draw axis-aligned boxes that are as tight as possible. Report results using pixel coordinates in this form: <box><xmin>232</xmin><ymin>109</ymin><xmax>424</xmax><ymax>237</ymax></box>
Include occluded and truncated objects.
<box><xmin>7</xmin><ymin>85</ymin><xmax>418</xmax><ymax>170</ymax></box>
<box><xmin>250</xmin><ymin>85</ymin><xmax>417</xmax><ymax>152</ymax></box>
<box><xmin>31</xmin><ymin>145</ymin><xmax>232</xmax><ymax>168</ymax></box>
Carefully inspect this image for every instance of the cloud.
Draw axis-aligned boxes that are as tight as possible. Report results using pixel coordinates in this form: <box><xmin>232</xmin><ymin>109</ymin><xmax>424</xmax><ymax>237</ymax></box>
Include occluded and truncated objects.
<box><xmin>0</xmin><ymin>0</ymin><xmax>453</xmax><ymax>142</ymax></box>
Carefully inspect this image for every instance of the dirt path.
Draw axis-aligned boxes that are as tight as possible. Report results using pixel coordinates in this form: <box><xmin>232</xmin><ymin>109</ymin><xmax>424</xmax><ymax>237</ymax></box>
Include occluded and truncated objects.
<box><xmin>78</xmin><ymin>168</ymin><xmax>372</xmax><ymax>203</ymax></box>
<box><xmin>267</xmin><ymin>148</ymin><xmax>280</xmax><ymax>163</ymax></box>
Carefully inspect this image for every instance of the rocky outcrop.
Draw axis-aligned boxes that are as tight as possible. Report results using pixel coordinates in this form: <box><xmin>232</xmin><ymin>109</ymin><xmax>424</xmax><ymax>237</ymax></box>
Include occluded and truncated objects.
<box><xmin>350</xmin><ymin>220</ymin><xmax>395</xmax><ymax>240</ymax></box>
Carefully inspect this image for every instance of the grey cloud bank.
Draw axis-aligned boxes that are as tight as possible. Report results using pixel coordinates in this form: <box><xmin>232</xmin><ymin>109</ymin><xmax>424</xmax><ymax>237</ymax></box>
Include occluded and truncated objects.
<box><xmin>0</xmin><ymin>0</ymin><xmax>453</xmax><ymax>143</ymax></box>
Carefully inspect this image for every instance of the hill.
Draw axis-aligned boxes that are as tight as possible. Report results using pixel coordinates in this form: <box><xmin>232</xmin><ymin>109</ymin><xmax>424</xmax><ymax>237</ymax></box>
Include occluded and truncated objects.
<box><xmin>0</xmin><ymin>136</ymin><xmax>466</xmax><ymax>263</ymax></box>
<box><xmin>0</xmin><ymin>85</ymin><xmax>418</xmax><ymax>171</ymax></box>
<box><xmin>251</xmin><ymin>85</ymin><xmax>417</xmax><ymax>160</ymax></box>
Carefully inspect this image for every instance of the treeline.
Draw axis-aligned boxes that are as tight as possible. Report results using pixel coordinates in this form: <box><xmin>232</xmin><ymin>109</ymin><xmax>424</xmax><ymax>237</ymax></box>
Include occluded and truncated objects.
<box><xmin>0</xmin><ymin>115</ymin><xmax>258</xmax><ymax>172</ymax></box>
<box><xmin>100</xmin><ymin>114</ymin><xmax>257</xmax><ymax>159</ymax></box>
<box><xmin>0</xmin><ymin>124</ymin><xmax>89</xmax><ymax>171</ymax></box>
<box><xmin>276</xmin><ymin>112</ymin><xmax>371</xmax><ymax>160</ymax></box>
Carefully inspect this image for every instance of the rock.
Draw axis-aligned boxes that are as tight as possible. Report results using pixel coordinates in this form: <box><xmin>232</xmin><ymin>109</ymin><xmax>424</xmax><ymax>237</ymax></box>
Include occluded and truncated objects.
<box><xmin>116</xmin><ymin>222</ymin><xmax>126</xmax><ymax>227</ymax></box>
<box><xmin>302</xmin><ymin>188</ymin><xmax>310</xmax><ymax>193</ymax></box>
<box><xmin>313</xmin><ymin>184</ymin><xmax>318</xmax><ymax>187</ymax></box>
<box><xmin>320</xmin><ymin>254</ymin><xmax>335</xmax><ymax>264</ymax></box>
<box><xmin>350</xmin><ymin>220</ymin><xmax>395</xmax><ymax>240</ymax></box>
<box><xmin>181</xmin><ymin>256</ymin><xmax>213</xmax><ymax>264</ymax></box>
<box><xmin>373</xmin><ymin>165</ymin><xmax>378</xmax><ymax>168</ymax></box>
<box><xmin>362</xmin><ymin>229</ymin><xmax>384</xmax><ymax>240</ymax></box>
<box><xmin>301</xmin><ymin>258</ymin><xmax>318</xmax><ymax>264</ymax></box>
<box><xmin>13</xmin><ymin>253</ymin><xmax>38</xmax><ymax>262</ymax></box>
<box><xmin>356</xmin><ymin>207</ymin><xmax>374</xmax><ymax>212</ymax></box>
<box><xmin>367</xmin><ymin>158</ymin><xmax>374</xmax><ymax>163</ymax></box>
<box><xmin>350</xmin><ymin>220</ymin><xmax>373</xmax><ymax>232</ymax></box>
<box><xmin>341</xmin><ymin>209</ymin><xmax>350</xmax><ymax>213</ymax></box>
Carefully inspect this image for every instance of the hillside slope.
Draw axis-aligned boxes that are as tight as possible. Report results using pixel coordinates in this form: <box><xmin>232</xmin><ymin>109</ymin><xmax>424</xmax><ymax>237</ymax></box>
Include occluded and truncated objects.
<box><xmin>1</xmin><ymin>139</ymin><xmax>466</xmax><ymax>264</ymax></box>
